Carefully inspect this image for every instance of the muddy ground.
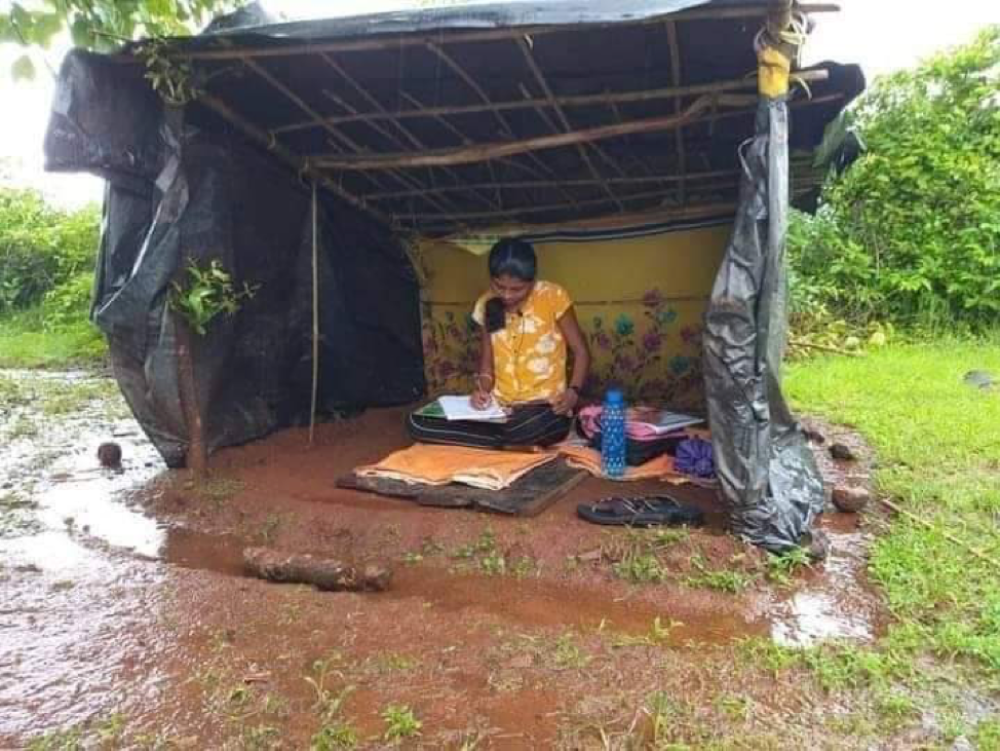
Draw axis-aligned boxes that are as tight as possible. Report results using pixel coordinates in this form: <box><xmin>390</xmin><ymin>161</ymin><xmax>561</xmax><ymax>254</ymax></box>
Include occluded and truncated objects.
<box><xmin>0</xmin><ymin>370</ymin><xmax>912</xmax><ymax>749</ymax></box>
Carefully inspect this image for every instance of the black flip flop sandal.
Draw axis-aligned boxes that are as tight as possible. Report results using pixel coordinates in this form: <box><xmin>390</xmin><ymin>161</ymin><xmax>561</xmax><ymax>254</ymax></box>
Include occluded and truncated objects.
<box><xmin>576</xmin><ymin>495</ymin><xmax>705</xmax><ymax>527</ymax></box>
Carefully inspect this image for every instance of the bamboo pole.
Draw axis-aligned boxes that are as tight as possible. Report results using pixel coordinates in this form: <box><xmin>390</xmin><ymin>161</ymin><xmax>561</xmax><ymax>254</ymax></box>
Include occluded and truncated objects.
<box><xmin>423</xmin><ymin>40</ymin><xmax>569</xmax><ymax>192</ymax></box>
<box><xmin>428</xmin><ymin>294</ymin><xmax>711</xmax><ymax>307</ymax></box>
<box><xmin>408</xmin><ymin>178</ymin><xmax>820</xmax><ymax>230</ymax></box>
<box><xmin>362</xmin><ymin>170</ymin><xmax>740</xmax><ymax>201</ymax></box>
<box><xmin>166</xmin><ymin>5</ymin><xmax>840</xmax><ymax>62</ymax></box>
<box><xmin>308</xmin><ymin>180</ymin><xmax>319</xmax><ymax>447</ymax></box>
<box><xmin>238</xmin><ymin>56</ymin><xmax>392</xmax><ymax>198</ymax></box>
<box><xmin>272</xmin><ymin>70</ymin><xmax>830</xmax><ymax>135</ymax></box>
<box><xmin>421</xmin><ymin>41</ymin><xmax>581</xmax><ymax>209</ymax></box>
<box><xmin>515</xmin><ymin>37</ymin><xmax>624</xmax><ymax>212</ymax></box>
<box><xmin>603</xmin><ymin>91</ymin><xmax>667</xmax><ymax>187</ymax></box>
<box><xmin>196</xmin><ymin>92</ymin><xmax>389</xmax><ymax>224</ymax></box>
<box><xmin>767</xmin><ymin>0</ymin><xmax>795</xmax><ymax>38</ymax></box>
<box><xmin>417</xmin><ymin>201</ymin><xmax>739</xmax><ymax>236</ymax></box>
<box><xmin>665</xmin><ymin>21</ymin><xmax>687</xmax><ymax>207</ymax></box>
<box><xmin>426</xmin><ymin>41</ymin><xmax>515</xmax><ymax>139</ymax></box>
<box><xmin>313</xmin><ymin>93</ymin><xmax>843</xmax><ymax>171</ymax></box>
<box><xmin>316</xmin><ymin>96</ymin><xmax>714</xmax><ymax>170</ymax></box>
<box><xmin>318</xmin><ymin>53</ymin><xmax>500</xmax><ymax>213</ymax></box>
<box><xmin>395</xmin><ymin>175</ymin><xmax>763</xmax><ymax>220</ymax></box>
<box><xmin>398</xmin><ymin>188</ymin><xmax>730</xmax><ymax>222</ymax></box>
<box><xmin>397</xmin><ymin>90</ymin><xmax>581</xmax><ymax>213</ymax></box>
<box><xmin>239</xmin><ymin>56</ymin><xmax>463</xmax><ymax>217</ymax></box>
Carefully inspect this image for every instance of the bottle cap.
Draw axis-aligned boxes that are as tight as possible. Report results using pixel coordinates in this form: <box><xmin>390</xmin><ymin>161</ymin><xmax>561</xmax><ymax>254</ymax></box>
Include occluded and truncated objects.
<box><xmin>604</xmin><ymin>388</ymin><xmax>624</xmax><ymax>406</ymax></box>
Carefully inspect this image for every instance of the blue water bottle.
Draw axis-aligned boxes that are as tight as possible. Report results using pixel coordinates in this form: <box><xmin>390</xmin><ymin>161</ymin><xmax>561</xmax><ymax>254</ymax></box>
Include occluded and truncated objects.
<box><xmin>601</xmin><ymin>388</ymin><xmax>627</xmax><ymax>479</ymax></box>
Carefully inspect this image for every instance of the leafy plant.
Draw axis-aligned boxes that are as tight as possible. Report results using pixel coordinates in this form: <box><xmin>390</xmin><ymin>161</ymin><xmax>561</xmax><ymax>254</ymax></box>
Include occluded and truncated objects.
<box><xmin>450</xmin><ymin>527</ymin><xmax>498</xmax><ymax>560</ymax></box>
<box><xmin>304</xmin><ymin>656</ymin><xmax>351</xmax><ymax>718</ymax></box>
<box><xmin>603</xmin><ymin>527</ymin><xmax>687</xmax><ymax>584</ymax></box>
<box><xmin>684</xmin><ymin>555</ymin><xmax>757</xmax><ymax>593</ymax></box>
<box><xmin>550</xmin><ymin>633</ymin><xmax>591</xmax><ymax>670</ymax></box>
<box><xmin>640</xmin><ymin>690</ymin><xmax>679</xmax><ymax>747</ymax></box>
<box><xmin>0</xmin><ymin>188</ymin><xmax>98</xmax><ymax>314</ymax></box>
<box><xmin>311</xmin><ymin>722</ymin><xmax>358</xmax><ymax>751</ymax></box>
<box><xmin>1</xmin><ymin>0</ymin><xmax>245</xmax><ymax>79</ymax></box>
<box><xmin>40</xmin><ymin>273</ymin><xmax>94</xmax><ymax>330</ymax></box>
<box><xmin>766</xmin><ymin>546</ymin><xmax>813</xmax><ymax>587</ymax></box>
<box><xmin>789</xmin><ymin>26</ymin><xmax>1000</xmax><ymax>330</ymax></box>
<box><xmin>137</xmin><ymin>38</ymin><xmax>203</xmax><ymax>106</ymax></box>
<box><xmin>169</xmin><ymin>258</ymin><xmax>258</xmax><ymax>336</ymax></box>
<box><xmin>381</xmin><ymin>704</ymin><xmax>422</xmax><ymax>742</ymax></box>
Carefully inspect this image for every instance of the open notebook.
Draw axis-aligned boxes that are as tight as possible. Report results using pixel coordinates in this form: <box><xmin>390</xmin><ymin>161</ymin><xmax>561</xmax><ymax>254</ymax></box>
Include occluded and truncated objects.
<box><xmin>416</xmin><ymin>395</ymin><xmax>508</xmax><ymax>423</ymax></box>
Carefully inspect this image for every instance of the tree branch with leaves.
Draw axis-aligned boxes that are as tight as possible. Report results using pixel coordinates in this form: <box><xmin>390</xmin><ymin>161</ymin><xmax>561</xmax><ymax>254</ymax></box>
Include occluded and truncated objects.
<box><xmin>1</xmin><ymin>0</ymin><xmax>244</xmax><ymax>79</ymax></box>
<box><xmin>169</xmin><ymin>258</ymin><xmax>259</xmax><ymax>476</ymax></box>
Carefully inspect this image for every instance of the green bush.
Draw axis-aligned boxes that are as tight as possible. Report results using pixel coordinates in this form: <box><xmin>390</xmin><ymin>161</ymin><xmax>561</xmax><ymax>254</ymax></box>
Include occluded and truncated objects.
<box><xmin>41</xmin><ymin>272</ymin><xmax>95</xmax><ymax>330</ymax></box>
<box><xmin>0</xmin><ymin>187</ymin><xmax>99</xmax><ymax>314</ymax></box>
<box><xmin>0</xmin><ymin>187</ymin><xmax>104</xmax><ymax>367</ymax></box>
<box><xmin>789</xmin><ymin>25</ymin><xmax>1000</xmax><ymax>329</ymax></box>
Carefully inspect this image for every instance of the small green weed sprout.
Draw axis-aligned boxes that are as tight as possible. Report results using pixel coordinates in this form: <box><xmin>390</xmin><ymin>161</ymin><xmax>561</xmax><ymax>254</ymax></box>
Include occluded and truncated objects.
<box><xmin>381</xmin><ymin>704</ymin><xmax>422</xmax><ymax>742</ymax></box>
<box><xmin>766</xmin><ymin>546</ymin><xmax>813</xmax><ymax>587</ymax></box>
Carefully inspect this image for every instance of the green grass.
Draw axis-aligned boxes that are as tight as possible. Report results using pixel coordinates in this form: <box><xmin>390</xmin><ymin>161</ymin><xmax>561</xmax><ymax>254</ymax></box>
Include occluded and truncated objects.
<box><xmin>380</xmin><ymin>704</ymin><xmax>421</xmax><ymax>742</ymax></box>
<box><xmin>604</xmin><ymin>528</ymin><xmax>688</xmax><ymax>585</ymax></box>
<box><xmin>786</xmin><ymin>339</ymin><xmax>1000</xmax><ymax>670</ymax></box>
<box><xmin>0</xmin><ymin>308</ymin><xmax>106</xmax><ymax>369</ymax></box>
<box><xmin>0</xmin><ymin>372</ymin><xmax>123</xmax><ymax>434</ymax></box>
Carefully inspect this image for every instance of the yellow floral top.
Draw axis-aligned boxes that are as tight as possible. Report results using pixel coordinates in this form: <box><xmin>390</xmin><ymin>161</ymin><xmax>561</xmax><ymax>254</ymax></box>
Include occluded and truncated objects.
<box><xmin>472</xmin><ymin>281</ymin><xmax>572</xmax><ymax>405</ymax></box>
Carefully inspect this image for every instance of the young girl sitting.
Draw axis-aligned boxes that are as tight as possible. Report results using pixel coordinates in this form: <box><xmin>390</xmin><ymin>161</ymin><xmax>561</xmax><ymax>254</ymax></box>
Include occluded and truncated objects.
<box><xmin>409</xmin><ymin>238</ymin><xmax>590</xmax><ymax>448</ymax></box>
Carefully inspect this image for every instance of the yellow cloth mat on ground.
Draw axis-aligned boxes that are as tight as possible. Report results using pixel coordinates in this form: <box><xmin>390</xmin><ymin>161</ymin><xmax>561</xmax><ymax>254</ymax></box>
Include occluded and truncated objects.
<box><xmin>557</xmin><ymin>445</ymin><xmax>692</xmax><ymax>485</ymax></box>
<box><xmin>356</xmin><ymin>444</ymin><xmax>556</xmax><ymax>491</ymax></box>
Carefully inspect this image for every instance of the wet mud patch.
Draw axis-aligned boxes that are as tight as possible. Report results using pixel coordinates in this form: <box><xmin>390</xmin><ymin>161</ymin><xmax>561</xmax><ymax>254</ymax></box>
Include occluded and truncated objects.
<box><xmin>0</xmin><ymin>369</ymin><xmax>170</xmax><ymax>742</ymax></box>
<box><xmin>2</xmin><ymin>373</ymin><xmax>901</xmax><ymax>747</ymax></box>
<box><xmin>761</xmin><ymin>416</ymin><xmax>884</xmax><ymax>646</ymax></box>
<box><xmin>145</xmin><ymin>407</ymin><xmax>885</xmax><ymax>649</ymax></box>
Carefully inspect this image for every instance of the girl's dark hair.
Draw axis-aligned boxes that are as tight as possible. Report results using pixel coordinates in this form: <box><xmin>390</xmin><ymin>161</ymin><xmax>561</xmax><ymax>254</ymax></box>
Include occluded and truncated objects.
<box><xmin>484</xmin><ymin>238</ymin><xmax>536</xmax><ymax>333</ymax></box>
<box><xmin>488</xmin><ymin>238</ymin><xmax>537</xmax><ymax>282</ymax></box>
<box><xmin>484</xmin><ymin>298</ymin><xmax>506</xmax><ymax>333</ymax></box>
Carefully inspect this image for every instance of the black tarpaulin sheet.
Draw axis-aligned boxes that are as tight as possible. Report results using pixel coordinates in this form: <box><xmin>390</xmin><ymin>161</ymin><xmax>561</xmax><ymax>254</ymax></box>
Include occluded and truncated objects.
<box><xmin>44</xmin><ymin>50</ymin><xmax>426</xmax><ymax>467</ymax></box>
<box><xmin>703</xmin><ymin>98</ymin><xmax>825</xmax><ymax>552</ymax></box>
<box><xmin>197</xmin><ymin>0</ymin><xmax>712</xmax><ymax>41</ymax></box>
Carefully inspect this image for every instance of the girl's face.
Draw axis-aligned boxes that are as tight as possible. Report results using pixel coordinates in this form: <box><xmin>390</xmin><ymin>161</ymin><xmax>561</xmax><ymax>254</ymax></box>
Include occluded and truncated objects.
<box><xmin>490</xmin><ymin>273</ymin><xmax>534</xmax><ymax>311</ymax></box>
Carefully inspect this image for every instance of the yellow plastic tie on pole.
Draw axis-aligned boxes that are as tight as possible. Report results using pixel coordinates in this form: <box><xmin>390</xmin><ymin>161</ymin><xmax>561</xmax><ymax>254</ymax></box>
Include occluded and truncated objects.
<box><xmin>758</xmin><ymin>46</ymin><xmax>791</xmax><ymax>98</ymax></box>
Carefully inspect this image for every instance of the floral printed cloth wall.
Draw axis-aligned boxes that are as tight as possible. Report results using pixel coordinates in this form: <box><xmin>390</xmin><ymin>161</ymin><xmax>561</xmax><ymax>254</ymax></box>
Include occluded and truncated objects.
<box><xmin>418</xmin><ymin>219</ymin><xmax>731</xmax><ymax>410</ymax></box>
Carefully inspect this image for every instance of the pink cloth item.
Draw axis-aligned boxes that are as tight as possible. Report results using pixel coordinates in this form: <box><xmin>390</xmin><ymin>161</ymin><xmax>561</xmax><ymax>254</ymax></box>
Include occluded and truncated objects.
<box><xmin>577</xmin><ymin>404</ymin><xmax>705</xmax><ymax>442</ymax></box>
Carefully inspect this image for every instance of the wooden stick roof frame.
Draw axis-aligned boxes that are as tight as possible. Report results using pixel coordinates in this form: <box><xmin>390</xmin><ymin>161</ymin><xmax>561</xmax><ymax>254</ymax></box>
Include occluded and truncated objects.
<box><xmin>141</xmin><ymin>0</ymin><xmax>859</xmax><ymax>236</ymax></box>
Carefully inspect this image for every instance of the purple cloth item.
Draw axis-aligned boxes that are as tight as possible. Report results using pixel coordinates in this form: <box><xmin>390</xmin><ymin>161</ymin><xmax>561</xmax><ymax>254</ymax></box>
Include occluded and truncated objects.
<box><xmin>674</xmin><ymin>438</ymin><xmax>715</xmax><ymax>479</ymax></box>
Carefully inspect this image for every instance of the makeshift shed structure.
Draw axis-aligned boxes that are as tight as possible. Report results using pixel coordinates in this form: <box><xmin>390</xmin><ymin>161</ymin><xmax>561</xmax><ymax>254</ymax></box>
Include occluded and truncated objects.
<box><xmin>44</xmin><ymin>0</ymin><xmax>864</xmax><ymax>551</ymax></box>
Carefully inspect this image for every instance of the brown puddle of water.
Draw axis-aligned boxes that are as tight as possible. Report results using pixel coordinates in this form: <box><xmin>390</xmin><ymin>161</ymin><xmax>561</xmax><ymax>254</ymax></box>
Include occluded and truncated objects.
<box><xmin>161</xmin><ymin>527</ymin><xmax>248</xmax><ymax>577</ymax></box>
<box><xmin>388</xmin><ymin>566</ymin><xmax>765</xmax><ymax>646</ymax></box>
<box><xmin>152</xmin><ymin>516</ymin><xmax>877</xmax><ymax>654</ymax></box>
<box><xmin>146</xmin><ymin>406</ymin><xmax>882</xmax><ymax>651</ymax></box>
<box><xmin>1</xmin><ymin>379</ymin><xmax>887</xmax><ymax>747</ymax></box>
<box><xmin>155</xmin><ymin>526</ymin><xmax>764</xmax><ymax>645</ymax></box>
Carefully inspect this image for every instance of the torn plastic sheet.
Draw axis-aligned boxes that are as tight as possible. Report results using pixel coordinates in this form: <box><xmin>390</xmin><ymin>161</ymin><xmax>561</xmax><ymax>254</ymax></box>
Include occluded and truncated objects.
<box><xmin>703</xmin><ymin>98</ymin><xmax>826</xmax><ymax>552</ymax></box>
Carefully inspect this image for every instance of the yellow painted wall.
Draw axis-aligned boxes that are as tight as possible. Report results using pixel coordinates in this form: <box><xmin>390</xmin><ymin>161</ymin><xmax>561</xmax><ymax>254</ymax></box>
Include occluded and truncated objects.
<box><xmin>418</xmin><ymin>222</ymin><xmax>731</xmax><ymax>409</ymax></box>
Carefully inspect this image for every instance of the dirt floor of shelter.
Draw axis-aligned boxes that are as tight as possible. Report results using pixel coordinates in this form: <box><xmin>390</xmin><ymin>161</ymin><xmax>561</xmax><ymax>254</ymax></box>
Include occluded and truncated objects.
<box><xmin>1</xmin><ymin>372</ymin><xmax>899</xmax><ymax>749</ymax></box>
